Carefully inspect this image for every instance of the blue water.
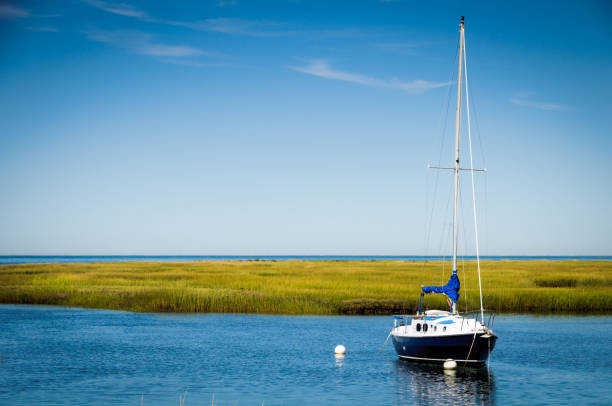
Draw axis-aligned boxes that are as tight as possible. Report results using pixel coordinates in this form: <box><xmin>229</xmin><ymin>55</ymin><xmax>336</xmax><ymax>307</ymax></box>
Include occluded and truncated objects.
<box><xmin>1</xmin><ymin>306</ymin><xmax>610</xmax><ymax>405</ymax></box>
<box><xmin>1</xmin><ymin>255</ymin><xmax>611</xmax><ymax>264</ymax></box>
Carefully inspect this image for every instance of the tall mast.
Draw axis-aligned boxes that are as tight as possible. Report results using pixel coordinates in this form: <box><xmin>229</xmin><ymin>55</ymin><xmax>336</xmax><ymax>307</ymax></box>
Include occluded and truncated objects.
<box><xmin>452</xmin><ymin>17</ymin><xmax>465</xmax><ymax>273</ymax></box>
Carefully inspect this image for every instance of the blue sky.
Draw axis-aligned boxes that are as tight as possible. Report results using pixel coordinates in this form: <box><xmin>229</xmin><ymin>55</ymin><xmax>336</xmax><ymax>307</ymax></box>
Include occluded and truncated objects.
<box><xmin>0</xmin><ymin>0</ymin><xmax>610</xmax><ymax>255</ymax></box>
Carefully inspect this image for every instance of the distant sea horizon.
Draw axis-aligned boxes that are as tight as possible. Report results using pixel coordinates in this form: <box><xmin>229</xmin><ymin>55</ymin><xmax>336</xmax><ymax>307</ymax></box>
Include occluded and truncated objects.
<box><xmin>1</xmin><ymin>255</ymin><xmax>611</xmax><ymax>265</ymax></box>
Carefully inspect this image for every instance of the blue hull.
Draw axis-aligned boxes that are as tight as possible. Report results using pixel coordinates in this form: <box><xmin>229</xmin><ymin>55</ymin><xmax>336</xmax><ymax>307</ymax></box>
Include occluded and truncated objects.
<box><xmin>392</xmin><ymin>333</ymin><xmax>497</xmax><ymax>366</ymax></box>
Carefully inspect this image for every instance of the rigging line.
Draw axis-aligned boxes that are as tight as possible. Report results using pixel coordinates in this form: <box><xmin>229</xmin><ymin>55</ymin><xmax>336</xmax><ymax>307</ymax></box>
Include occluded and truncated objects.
<box><xmin>465</xmin><ymin>70</ymin><xmax>489</xmax><ymax>256</ymax></box>
<box><xmin>435</xmin><ymin>222</ymin><xmax>448</xmax><ymax>286</ymax></box>
<box><xmin>434</xmin><ymin>182</ymin><xmax>454</xmax><ymax>286</ymax></box>
<box><xmin>484</xmin><ymin>168</ymin><xmax>489</xmax><ymax>259</ymax></box>
<box><xmin>461</xmin><ymin>188</ymin><xmax>474</xmax><ymax>313</ymax></box>
<box><xmin>463</xmin><ymin>26</ymin><xmax>485</xmax><ymax>322</ymax></box>
<box><xmin>431</xmin><ymin>176</ymin><xmax>452</xmax><ymax>286</ymax></box>
<box><xmin>461</xmin><ymin>263</ymin><xmax>467</xmax><ymax>312</ymax></box>
<box><xmin>421</xmin><ymin>42</ymin><xmax>459</xmax><ymax>286</ymax></box>
<box><xmin>422</xmin><ymin>84</ymin><xmax>453</xmax><ymax>267</ymax></box>
<box><xmin>437</xmin><ymin>221</ymin><xmax>450</xmax><ymax>288</ymax></box>
<box><xmin>439</xmin><ymin>222</ymin><xmax>446</xmax><ymax>285</ymax></box>
<box><xmin>466</xmin><ymin>72</ymin><xmax>489</xmax><ymax>257</ymax></box>
<box><xmin>466</xmin><ymin>76</ymin><xmax>487</xmax><ymax>169</ymax></box>
<box><xmin>434</xmin><ymin>220</ymin><xmax>447</xmax><ymax>286</ymax></box>
<box><xmin>459</xmin><ymin>187</ymin><xmax>468</xmax><ymax>312</ymax></box>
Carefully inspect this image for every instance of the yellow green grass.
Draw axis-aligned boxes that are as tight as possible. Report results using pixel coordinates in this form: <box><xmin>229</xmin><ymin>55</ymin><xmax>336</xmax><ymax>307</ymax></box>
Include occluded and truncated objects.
<box><xmin>0</xmin><ymin>260</ymin><xmax>610</xmax><ymax>314</ymax></box>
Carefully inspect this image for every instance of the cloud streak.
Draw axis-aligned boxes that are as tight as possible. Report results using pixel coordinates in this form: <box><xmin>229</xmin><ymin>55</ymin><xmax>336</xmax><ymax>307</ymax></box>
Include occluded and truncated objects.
<box><xmin>82</xmin><ymin>1</ymin><xmax>358</xmax><ymax>38</ymax></box>
<box><xmin>291</xmin><ymin>60</ymin><xmax>451</xmax><ymax>93</ymax></box>
<box><xmin>26</xmin><ymin>26</ymin><xmax>58</xmax><ymax>32</ymax></box>
<box><xmin>217</xmin><ymin>0</ymin><xmax>239</xmax><ymax>7</ymax></box>
<box><xmin>157</xmin><ymin>58</ymin><xmax>238</xmax><ymax>68</ymax></box>
<box><xmin>169</xmin><ymin>18</ymin><xmax>286</xmax><ymax>37</ymax></box>
<box><xmin>510</xmin><ymin>93</ymin><xmax>569</xmax><ymax>111</ymax></box>
<box><xmin>84</xmin><ymin>0</ymin><xmax>149</xmax><ymax>19</ymax></box>
<box><xmin>83</xmin><ymin>0</ymin><xmax>263</xmax><ymax>35</ymax></box>
<box><xmin>0</xmin><ymin>4</ymin><xmax>30</xmax><ymax>18</ymax></box>
<box><xmin>87</xmin><ymin>30</ymin><xmax>205</xmax><ymax>57</ymax></box>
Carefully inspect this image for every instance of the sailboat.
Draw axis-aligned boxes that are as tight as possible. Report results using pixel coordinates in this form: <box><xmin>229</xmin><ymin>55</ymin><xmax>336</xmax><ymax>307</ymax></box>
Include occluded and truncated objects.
<box><xmin>390</xmin><ymin>17</ymin><xmax>497</xmax><ymax>366</ymax></box>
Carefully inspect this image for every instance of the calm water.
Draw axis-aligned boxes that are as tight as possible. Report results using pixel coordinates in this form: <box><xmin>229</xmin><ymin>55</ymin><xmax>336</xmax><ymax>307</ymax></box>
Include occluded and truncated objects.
<box><xmin>1</xmin><ymin>255</ymin><xmax>611</xmax><ymax>264</ymax></box>
<box><xmin>1</xmin><ymin>306</ymin><xmax>611</xmax><ymax>405</ymax></box>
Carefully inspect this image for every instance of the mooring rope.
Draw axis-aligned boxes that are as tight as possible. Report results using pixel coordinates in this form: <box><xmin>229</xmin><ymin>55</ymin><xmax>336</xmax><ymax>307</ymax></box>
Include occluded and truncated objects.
<box><xmin>464</xmin><ymin>320</ymin><xmax>479</xmax><ymax>367</ymax></box>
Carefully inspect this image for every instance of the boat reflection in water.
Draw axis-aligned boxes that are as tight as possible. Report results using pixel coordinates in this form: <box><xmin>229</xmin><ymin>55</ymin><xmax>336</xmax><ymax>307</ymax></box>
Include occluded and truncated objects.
<box><xmin>393</xmin><ymin>361</ymin><xmax>495</xmax><ymax>405</ymax></box>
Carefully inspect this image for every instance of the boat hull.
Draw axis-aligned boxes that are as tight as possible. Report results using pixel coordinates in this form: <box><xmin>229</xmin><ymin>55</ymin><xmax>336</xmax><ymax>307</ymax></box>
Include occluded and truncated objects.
<box><xmin>392</xmin><ymin>332</ymin><xmax>496</xmax><ymax>366</ymax></box>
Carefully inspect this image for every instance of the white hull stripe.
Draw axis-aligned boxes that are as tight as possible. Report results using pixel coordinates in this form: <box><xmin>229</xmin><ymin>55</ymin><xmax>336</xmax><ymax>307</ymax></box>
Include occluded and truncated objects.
<box><xmin>398</xmin><ymin>355</ymin><xmax>483</xmax><ymax>363</ymax></box>
<box><xmin>393</xmin><ymin>332</ymin><xmax>486</xmax><ymax>339</ymax></box>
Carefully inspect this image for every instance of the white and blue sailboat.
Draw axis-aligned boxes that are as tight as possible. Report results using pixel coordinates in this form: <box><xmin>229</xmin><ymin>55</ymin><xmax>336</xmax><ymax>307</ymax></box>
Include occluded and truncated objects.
<box><xmin>390</xmin><ymin>17</ymin><xmax>497</xmax><ymax>367</ymax></box>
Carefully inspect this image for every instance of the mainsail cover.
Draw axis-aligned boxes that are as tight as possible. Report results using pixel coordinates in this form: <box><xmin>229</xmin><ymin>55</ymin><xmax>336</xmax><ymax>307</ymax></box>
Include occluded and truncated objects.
<box><xmin>422</xmin><ymin>270</ymin><xmax>460</xmax><ymax>303</ymax></box>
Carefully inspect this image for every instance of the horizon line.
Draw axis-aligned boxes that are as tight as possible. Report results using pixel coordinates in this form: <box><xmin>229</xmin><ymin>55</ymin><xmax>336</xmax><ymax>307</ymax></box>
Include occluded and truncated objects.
<box><xmin>1</xmin><ymin>254</ymin><xmax>610</xmax><ymax>258</ymax></box>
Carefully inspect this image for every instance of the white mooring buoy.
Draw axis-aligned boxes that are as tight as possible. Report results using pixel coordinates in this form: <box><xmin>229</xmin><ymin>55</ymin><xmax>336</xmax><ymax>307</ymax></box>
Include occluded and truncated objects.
<box><xmin>443</xmin><ymin>359</ymin><xmax>457</xmax><ymax>369</ymax></box>
<box><xmin>334</xmin><ymin>345</ymin><xmax>346</xmax><ymax>355</ymax></box>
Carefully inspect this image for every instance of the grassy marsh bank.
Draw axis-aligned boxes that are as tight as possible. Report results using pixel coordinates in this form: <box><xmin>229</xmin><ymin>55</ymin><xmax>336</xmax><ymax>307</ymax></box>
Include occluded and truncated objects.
<box><xmin>0</xmin><ymin>260</ymin><xmax>610</xmax><ymax>314</ymax></box>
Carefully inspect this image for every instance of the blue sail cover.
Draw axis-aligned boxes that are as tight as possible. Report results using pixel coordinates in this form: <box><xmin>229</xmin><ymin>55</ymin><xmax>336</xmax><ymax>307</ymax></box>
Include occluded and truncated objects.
<box><xmin>422</xmin><ymin>270</ymin><xmax>461</xmax><ymax>303</ymax></box>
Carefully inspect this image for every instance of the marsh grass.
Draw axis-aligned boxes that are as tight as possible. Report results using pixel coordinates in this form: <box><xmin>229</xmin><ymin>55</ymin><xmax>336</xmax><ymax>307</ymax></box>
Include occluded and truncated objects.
<box><xmin>535</xmin><ymin>277</ymin><xmax>578</xmax><ymax>288</ymax></box>
<box><xmin>0</xmin><ymin>260</ymin><xmax>610</xmax><ymax>314</ymax></box>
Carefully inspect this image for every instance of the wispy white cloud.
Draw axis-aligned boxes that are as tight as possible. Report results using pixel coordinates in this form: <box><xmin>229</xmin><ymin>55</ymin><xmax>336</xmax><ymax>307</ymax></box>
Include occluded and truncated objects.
<box><xmin>176</xmin><ymin>19</ymin><xmax>367</xmax><ymax>38</ymax></box>
<box><xmin>81</xmin><ymin>0</ymin><xmax>380</xmax><ymax>41</ymax></box>
<box><xmin>38</xmin><ymin>13</ymin><xmax>63</xmax><ymax>18</ymax></box>
<box><xmin>291</xmin><ymin>59</ymin><xmax>451</xmax><ymax>93</ymax></box>
<box><xmin>157</xmin><ymin>58</ymin><xmax>238</xmax><ymax>68</ymax></box>
<box><xmin>217</xmin><ymin>0</ymin><xmax>239</xmax><ymax>7</ymax></box>
<box><xmin>84</xmin><ymin>0</ymin><xmax>148</xmax><ymax>19</ymax></box>
<box><xmin>26</xmin><ymin>26</ymin><xmax>58</xmax><ymax>32</ymax></box>
<box><xmin>139</xmin><ymin>44</ymin><xmax>203</xmax><ymax>57</ymax></box>
<box><xmin>82</xmin><ymin>1</ymin><xmax>373</xmax><ymax>39</ymax></box>
<box><xmin>87</xmin><ymin>30</ymin><xmax>205</xmax><ymax>57</ymax></box>
<box><xmin>82</xmin><ymin>1</ymin><xmax>288</xmax><ymax>37</ymax></box>
<box><xmin>510</xmin><ymin>92</ymin><xmax>569</xmax><ymax>111</ymax></box>
<box><xmin>0</xmin><ymin>4</ymin><xmax>30</xmax><ymax>18</ymax></box>
<box><xmin>171</xmin><ymin>18</ymin><xmax>285</xmax><ymax>37</ymax></box>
